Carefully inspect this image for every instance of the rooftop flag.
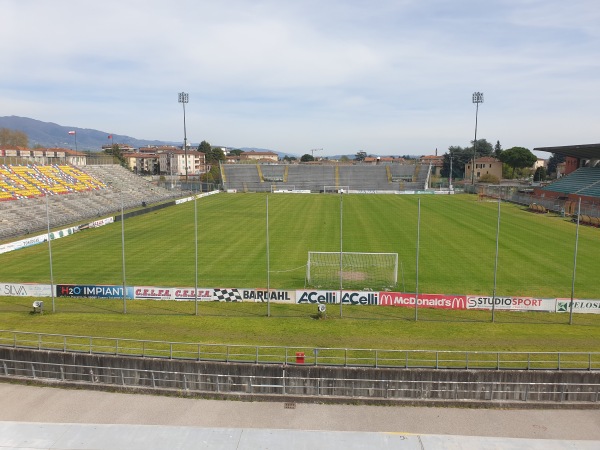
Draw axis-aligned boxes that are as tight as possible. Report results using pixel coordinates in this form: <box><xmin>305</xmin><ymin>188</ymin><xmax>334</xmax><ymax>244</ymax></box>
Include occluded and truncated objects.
<box><xmin>68</xmin><ymin>131</ymin><xmax>76</xmax><ymax>135</ymax></box>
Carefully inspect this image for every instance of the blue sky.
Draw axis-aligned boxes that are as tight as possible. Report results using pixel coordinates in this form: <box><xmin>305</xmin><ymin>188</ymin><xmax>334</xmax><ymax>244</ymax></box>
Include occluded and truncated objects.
<box><xmin>2</xmin><ymin>0</ymin><xmax>599</xmax><ymax>157</ymax></box>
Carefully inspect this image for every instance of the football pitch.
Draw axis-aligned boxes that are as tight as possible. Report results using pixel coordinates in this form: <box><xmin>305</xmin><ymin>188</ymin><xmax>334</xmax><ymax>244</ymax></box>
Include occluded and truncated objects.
<box><xmin>1</xmin><ymin>193</ymin><xmax>597</xmax><ymax>298</ymax></box>
<box><xmin>1</xmin><ymin>192</ymin><xmax>599</xmax><ymax>351</ymax></box>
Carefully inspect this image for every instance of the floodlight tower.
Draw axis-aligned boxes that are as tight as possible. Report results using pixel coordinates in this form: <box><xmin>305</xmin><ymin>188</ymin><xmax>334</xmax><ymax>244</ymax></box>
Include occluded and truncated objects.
<box><xmin>310</xmin><ymin>148</ymin><xmax>323</xmax><ymax>159</ymax></box>
<box><xmin>178</xmin><ymin>92</ymin><xmax>189</xmax><ymax>183</ymax></box>
<box><xmin>471</xmin><ymin>92</ymin><xmax>484</xmax><ymax>185</ymax></box>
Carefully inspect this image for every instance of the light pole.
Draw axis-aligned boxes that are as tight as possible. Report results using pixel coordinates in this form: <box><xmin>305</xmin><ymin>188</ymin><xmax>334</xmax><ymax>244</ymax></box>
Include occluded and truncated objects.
<box><xmin>178</xmin><ymin>92</ymin><xmax>189</xmax><ymax>184</ymax></box>
<box><xmin>449</xmin><ymin>150</ymin><xmax>453</xmax><ymax>190</ymax></box>
<box><xmin>45</xmin><ymin>194</ymin><xmax>55</xmax><ymax>312</ymax></box>
<box><xmin>68</xmin><ymin>130</ymin><xmax>77</xmax><ymax>152</ymax></box>
<box><xmin>471</xmin><ymin>92</ymin><xmax>484</xmax><ymax>186</ymax></box>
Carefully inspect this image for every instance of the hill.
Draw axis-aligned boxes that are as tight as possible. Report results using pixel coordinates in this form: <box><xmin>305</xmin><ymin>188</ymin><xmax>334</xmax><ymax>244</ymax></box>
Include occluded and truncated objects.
<box><xmin>0</xmin><ymin>116</ymin><xmax>178</xmax><ymax>151</ymax></box>
<box><xmin>0</xmin><ymin>116</ymin><xmax>295</xmax><ymax>158</ymax></box>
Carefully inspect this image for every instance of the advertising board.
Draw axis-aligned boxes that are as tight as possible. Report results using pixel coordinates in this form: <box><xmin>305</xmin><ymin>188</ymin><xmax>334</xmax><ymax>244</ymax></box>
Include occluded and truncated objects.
<box><xmin>0</xmin><ymin>234</ymin><xmax>47</xmax><ymax>255</ymax></box>
<box><xmin>56</xmin><ymin>284</ymin><xmax>134</xmax><ymax>299</ymax></box>
<box><xmin>379</xmin><ymin>292</ymin><xmax>467</xmax><ymax>310</ymax></box>
<box><xmin>556</xmin><ymin>299</ymin><xmax>600</xmax><ymax>314</ymax></box>
<box><xmin>79</xmin><ymin>217</ymin><xmax>114</xmax><ymax>229</ymax></box>
<box><xmin>466</xmin><ymin>296</ymin><xmax>555</xmax><ymax>312</ymax></box>
<box><xmin>241</xmin><ymin>289</ymin><xmax>295</xmax><ymax>303</ymax></box>
<box><xmin>134</xmin><ymin>287</ymin><xmax>212</xmax><ymax>301</ymax></box>
<box><xmin>0</xmin><ymin>282</ymin><xmax>52</xmax><ymax>297</ymax></box>
<box><xmin>296</xmin><ymin>290</ymin><xmax>338</xmax><ymax>304</ymax></box>
<box><xmin>0</xmin><ymin>224</ymin><xmax>80</xmax><ymax>255</ymax></box>
<box><xmin>341</xmin><ymin>291</ymin><xmax>379</xmax><ymax>305</ymax></box>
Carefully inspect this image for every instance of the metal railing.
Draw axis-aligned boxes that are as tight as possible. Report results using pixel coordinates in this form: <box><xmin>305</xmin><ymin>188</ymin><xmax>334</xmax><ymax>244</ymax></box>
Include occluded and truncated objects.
<box><xmin>1</xmin><ymin>357</ymin><xmax>598</xmax><ymax>403</ymax></box>
<box><xmin>1</xmin><ymin>330</ymin><xmax>599</xmax><ymax>371</ymax></box>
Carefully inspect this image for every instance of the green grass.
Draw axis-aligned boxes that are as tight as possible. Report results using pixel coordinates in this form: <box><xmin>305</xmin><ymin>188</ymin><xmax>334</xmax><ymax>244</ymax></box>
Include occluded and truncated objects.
<box><xmin>1</xmin><ymin>193</ymin><xmax>599</xmax><ymax>355</ymax></box>
<box><xmin>1</xmin><ymin>299</ymin><xmax>599</xmax><ymax>353</ymax></box>
<box><xmin>1</xmin><ymin>193</ymin><xmax>597</xmax><ymax>298</ymax></box>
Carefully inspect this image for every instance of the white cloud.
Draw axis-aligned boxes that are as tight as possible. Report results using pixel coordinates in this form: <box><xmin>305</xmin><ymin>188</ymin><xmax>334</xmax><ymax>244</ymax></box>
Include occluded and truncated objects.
<box><xmin>1</xmin><ymin>0</ymin><xmax>599</xmax><ymax>155</ymax></box>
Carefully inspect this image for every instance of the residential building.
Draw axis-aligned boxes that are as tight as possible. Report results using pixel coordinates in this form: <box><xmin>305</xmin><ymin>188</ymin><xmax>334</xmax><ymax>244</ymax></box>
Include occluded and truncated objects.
<box><xmin>465</xmin><ymin>156</ymin><xmax>502</xmax><ymax>182</ymax></box>
<box><xmin>240</xmin><ymin>150</ymin><xmax>279</xmax><ymax>162</ymax></box>
<box><xmin>420</xmin><ymin>155</ymin><xmax>444</xmax><ymax>176</ymax></box>
<box><xmin>158</xmin><ymin>150</ymin><xmax>206</xmax><ymax>176</ymax></box>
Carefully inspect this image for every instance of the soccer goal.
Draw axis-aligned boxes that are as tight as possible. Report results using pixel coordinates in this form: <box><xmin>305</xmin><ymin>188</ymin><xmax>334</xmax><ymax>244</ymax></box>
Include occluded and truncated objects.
<box><xmin>324</xmin><ymin>186</ymin><xmax>350</xmax><ymax>194</ymax></box>
<box><xmin>306</xmin><ymin>251</ymin><xmax>398</xmax><ymax>290</ymax></box>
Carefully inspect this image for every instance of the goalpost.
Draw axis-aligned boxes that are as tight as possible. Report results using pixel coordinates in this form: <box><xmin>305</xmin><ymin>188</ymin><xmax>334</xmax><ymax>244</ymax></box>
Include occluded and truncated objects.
<box><xmin>324</xmin><ymin>186</ymin><xmax>349</xmax><ymax>194</ymax></box>
<box><xmin>306</xmin><ymin>251</ymin><xmax>398</xmax><ymax>290</ymax></box>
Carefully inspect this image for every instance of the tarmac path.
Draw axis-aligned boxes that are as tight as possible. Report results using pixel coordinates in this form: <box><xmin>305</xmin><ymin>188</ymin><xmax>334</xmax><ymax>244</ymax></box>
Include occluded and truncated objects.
<box><xmin>1</xmin><ymin>383</ymin><xmax>599</xmax><ymax>442</ymax></box>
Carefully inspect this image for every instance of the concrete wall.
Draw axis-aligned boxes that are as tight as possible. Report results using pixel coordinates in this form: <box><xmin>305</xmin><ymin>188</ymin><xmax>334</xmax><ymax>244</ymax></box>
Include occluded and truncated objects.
<box><xmin>1</xmin><ymin>347</ymin><xmax>599</xmax><ymax>406</ymax></box>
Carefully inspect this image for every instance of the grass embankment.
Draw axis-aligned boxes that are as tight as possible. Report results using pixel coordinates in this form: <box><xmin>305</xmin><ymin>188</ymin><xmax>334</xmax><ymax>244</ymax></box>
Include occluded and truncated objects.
<box><xmin>1</xmin><ymin>298</ymin><xmax>598</xmax><ymax>353</ymax></box>
<box><xmin>1</xmin><ymin>194</ymin><xmax>598</xmax><ymax>354</ymax></box>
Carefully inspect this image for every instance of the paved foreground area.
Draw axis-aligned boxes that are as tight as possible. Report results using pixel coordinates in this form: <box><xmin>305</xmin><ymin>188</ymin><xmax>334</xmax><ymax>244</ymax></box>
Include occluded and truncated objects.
<box><xmin>0</xmin><ymin>383</ymin><xmax>598</xmax><ymax>449</ymax></box>
<box><xmin>1</xmin><ymin>422</ymin><xmax>600</xmax><ymax>450</ymax></box>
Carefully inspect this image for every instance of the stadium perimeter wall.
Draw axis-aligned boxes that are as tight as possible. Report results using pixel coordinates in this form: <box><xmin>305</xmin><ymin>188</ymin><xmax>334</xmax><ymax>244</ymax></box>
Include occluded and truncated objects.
<box><xmin>1</xmin><ymin>347</ymin><xmax>599</xmax><ymax>407</ymax></box>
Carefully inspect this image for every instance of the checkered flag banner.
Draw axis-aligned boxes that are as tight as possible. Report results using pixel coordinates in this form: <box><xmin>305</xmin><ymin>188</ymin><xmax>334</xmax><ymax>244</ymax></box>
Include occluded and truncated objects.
<box><xmin>213</xmin><ymin>288</ymin><xmax>242</xmax><ymax>302</ymax></box>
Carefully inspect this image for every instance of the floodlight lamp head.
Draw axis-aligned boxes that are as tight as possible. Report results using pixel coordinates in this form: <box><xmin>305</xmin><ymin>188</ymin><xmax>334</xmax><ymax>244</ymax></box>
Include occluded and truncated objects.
<box><xmin>472</xmin><ymin>92</ymin><xmax>484</xmax><ymax>104</ymax></box>
<box><xmin>178</xmin><ymin>92</ymin><xmax>189</xmax><ymax>103</ymax></box>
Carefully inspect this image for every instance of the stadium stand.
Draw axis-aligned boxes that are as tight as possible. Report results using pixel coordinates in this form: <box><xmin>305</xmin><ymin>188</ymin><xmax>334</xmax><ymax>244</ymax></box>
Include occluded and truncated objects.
<box><xmin>259</xmin><ymin>165</ymin><xmax>286</xmax><ymax>182</ymax></box>
<box><xmin>0</xmin><ymin>164</ymin><xmax>105</xmax><ymax>200</ymax></box>
<box><xmin>286</xmin><ymin>165</ymin><xmax>337</xmax><ymax>191</ymax></box>
<box><xmin>0</xmin><ymin>164</ymin><xmax>181</xmax><ymax>240</ymax></box>
<box><xmin>222</xmin><ymin>163</ymin><xmax>429</xmax><ymax>192</ymax></box>
<box><xmin>541</xmin><ymin>167</ymin><xmax>600</xmax><ymax>198</ymax></box>
<box><xmin>221</xmin><ymin>164</ymin><xmax>262</xmax><ymax>192</ymax></box>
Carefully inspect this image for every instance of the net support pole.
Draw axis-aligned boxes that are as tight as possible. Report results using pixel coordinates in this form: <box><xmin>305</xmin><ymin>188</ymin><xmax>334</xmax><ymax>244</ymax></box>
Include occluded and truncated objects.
<box><xmin>120</xmin><ymin>190</ymin><xmax>127</xmax><ymax>314</ymax></box>
<box><xmin>569</xmin><ymin>198</ymin><xmax>581</xmax><ymax>325</ymax></box>
<box><xmin>266</xmin><ymin>195</ymin><xmax>271</xmax><ymax>317</ymax></box>
<box><xmin>491</xmin><ymin>195</ymin><xmax>501</xmax><ymax>323</ymax></box>
<box><xmin>339</xmin><ymin>191</ymin><xmax>343</xmax><ymax>318</ymax></box>
<box><xmin>414</xmin><ymin>198</ymin><xmax>421</xmax><ymax>321</ymax></box>
<box><xmin>194</xmin><ymin>195</ymin><xmax>199</xmax><ymax>316</ymax></box>
<box><xmin>45</xmin><ymin>194</ymin><xmax>56</xmax><ymax>313</ymax></box>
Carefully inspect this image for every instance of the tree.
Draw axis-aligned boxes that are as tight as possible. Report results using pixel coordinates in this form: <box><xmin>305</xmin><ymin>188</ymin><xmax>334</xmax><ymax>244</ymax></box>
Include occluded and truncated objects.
<box><xmin>498</xmin><ymin>146</ymin><xmax>537</xmax><ymax>178</ymax></box>
<box><xmin>355</xmin><ymin>151</ymin><xmax>367</xmax><ymax>161</ymax></box>
<box><xmin>441</xmin><ymin>139</ymin><xmax>495</xmax><ymax>179</ymax></box>
<box><xmin>103</xmin><ymin>143</ymin><xmax>126</xmax><ymax>166</ymax></box>
<box><xmin>0</xmin><ymin>128</ymin><xmax>28</xmax><ymax>147</ymax></box>
<box><xmin>441</xmin><ymin>146</ymin><xmax>471</xmax><ymax>178</ymax></box>
<box><xmin>494</xmin><ymin>140</ymin><xmax>503</xmax><ymax>158</ymax></box>
<box><xmin>197</xmin><ymin>140</ymin><xmax>211</xmax><ymax>153</ymax></box>
<box><xmin>229</xmin><ymin>149</ymin><xmax>243</xmax><ymax>156</ymax></box>
<box><xmin>547</xmin><ymin>153</ymin><xmax>565</xmax><ymax>177</ymax></box>
<box><xmin>283</xmin><ymin>155</ymin><xmax>297</xmax><ymax>162</ymax></box>
<box><xmin>534</xmin><ymin>166</ymin><xmax>547</xmax><ymax>182</ymax></box>
<box><xmin>201</xmin><ymin>164</ymin><xmax>222</xmax><ymax>185</ymax></box>
<box><xmin>466</xmin><ymin>139</ymin><xmax>493</xmax><ymax>158</ymax></box>
<box><xmin>209</xmin><ymin>147</ymin><xmax>225</xmax><ymax>163</ymax></box>
<box><xmin>197</xmin><ymin>141</ymin><xmax>225</xmax><ymax>164</ymax></box>
<box><xmin>300</xmin><ymin>154</ymin><xmax>314</xmax><ymax>162</ymax></box>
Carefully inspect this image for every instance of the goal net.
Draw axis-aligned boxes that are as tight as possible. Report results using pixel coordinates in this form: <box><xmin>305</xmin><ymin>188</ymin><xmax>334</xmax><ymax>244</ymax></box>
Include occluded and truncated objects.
<box><xmin>324</xmin><ymin>186</ymin><xmax>349</xmax><ymax>194</ymax></box>
<box><xmin>306</xmin><ymin>252</ymin><xmax>398</xmax><ymax>290</ymax></box>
